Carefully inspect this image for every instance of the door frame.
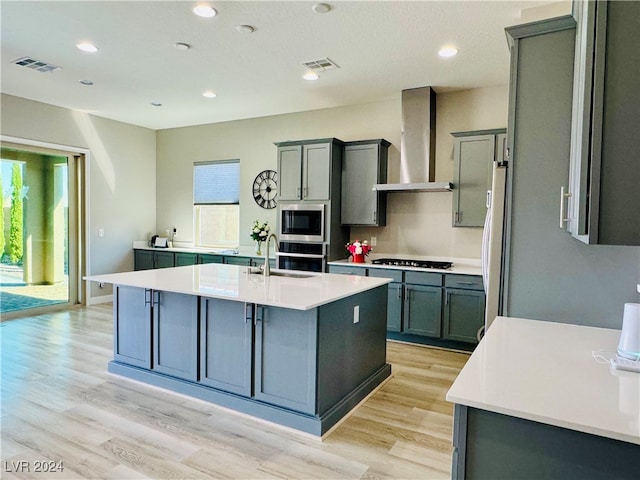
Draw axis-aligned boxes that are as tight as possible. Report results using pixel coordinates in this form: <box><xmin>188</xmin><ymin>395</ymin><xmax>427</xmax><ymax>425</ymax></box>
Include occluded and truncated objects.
<box><xmin>1</xmin><ymin>135</ymin><xmax>91</xmax><ymax>308</ymax></box>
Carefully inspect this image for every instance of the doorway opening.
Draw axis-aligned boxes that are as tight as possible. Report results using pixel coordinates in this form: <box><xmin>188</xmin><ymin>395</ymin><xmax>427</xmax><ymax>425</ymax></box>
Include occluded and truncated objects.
<box><xmin>0</xmin><ymin>143</ymin><xmax>85</xmax><ymax>318</ymax></box>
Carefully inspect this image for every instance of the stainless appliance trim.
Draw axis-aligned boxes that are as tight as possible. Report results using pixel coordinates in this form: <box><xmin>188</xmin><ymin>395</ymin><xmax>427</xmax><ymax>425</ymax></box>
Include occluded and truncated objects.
<box><xmin>276</xmin><ymin>252</ymin><xmax>326</xmax><ymax>259</ymax></box>
<box><xmin>279</xmin><ymin>203</ymin><xmax>325</xmax><ymax>242</ymax></box>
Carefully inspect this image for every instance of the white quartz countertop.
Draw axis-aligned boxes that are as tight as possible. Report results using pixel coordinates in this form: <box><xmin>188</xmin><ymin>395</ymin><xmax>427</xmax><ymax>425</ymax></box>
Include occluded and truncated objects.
<box><xmin>86</xmin><ymin>264</ymin><xmax>390</xmax><ymax>311</ymax></box>
<box><xmin>446</xmin><ymin>316</ymin><xmax>640</xmax><ymax>445</ymax></box>
<box><xmin>327</xmin><ymin>258</ymin><xmax>482</xmax><ymax>276</ymax></box>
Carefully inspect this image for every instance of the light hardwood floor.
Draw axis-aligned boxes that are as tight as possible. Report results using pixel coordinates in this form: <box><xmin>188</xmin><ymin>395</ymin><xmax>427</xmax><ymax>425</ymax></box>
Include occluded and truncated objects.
<box><xmin>0</xmin><ymin>304</ymin><xmax>469</xmax><ymax>479</ymax></box>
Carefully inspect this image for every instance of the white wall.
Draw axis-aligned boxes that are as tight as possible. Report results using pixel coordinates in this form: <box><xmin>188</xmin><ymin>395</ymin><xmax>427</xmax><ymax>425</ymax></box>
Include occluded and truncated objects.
<box><xmin>156</xmin><ymin>85</ymin><xmax>508</xmax><ymax>259</ymax></box>
<box><xmin>0</xmin><ymin>94</ymin><xmax>157</xmax><ymax>299</ymax></box>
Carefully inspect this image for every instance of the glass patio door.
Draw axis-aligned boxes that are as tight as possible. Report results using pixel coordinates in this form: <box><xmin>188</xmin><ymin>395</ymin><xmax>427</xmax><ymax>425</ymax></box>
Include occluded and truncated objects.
<box><xmin>0</xmin><ymin>145</ymin><xmax>81</xmax><ymax>317</ymax></box>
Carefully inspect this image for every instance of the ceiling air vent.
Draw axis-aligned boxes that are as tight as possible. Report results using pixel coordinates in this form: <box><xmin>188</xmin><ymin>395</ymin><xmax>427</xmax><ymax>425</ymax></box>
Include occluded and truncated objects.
<box><xmin>12</xmin><ymin>56</ymin><xmax>61</xmax><ymax>73</ymax></box>
<box><xmin>302</xmin><ymin>57</ymin><xmax>340</xmax><ymax>71</ymax></box>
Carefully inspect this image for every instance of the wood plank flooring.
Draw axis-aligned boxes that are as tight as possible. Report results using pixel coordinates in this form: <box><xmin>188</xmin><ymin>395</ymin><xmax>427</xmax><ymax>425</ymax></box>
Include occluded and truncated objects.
<box><xmin>0</xmin><ymin>304</ymin><xmax>469</xmax><ymax>479</ymax></box>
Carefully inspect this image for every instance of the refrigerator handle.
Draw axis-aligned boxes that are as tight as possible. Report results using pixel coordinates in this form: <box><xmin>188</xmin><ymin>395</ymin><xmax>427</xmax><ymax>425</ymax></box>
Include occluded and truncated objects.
<box><xmin>559</xmin><ymin>186</ymin><xmax>572</xmax><ymax>229</ymax></box>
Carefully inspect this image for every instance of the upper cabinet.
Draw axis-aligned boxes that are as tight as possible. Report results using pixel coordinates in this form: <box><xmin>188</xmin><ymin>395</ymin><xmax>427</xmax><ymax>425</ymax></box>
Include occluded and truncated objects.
<box><xmin>451</xmin><ymin>129</ymin><xmax>506</xmax><ymax>227</ymax></box>
<box><xmin>276</xmin><ymin>138</ymin><xmax>344</xmax><ymax>202</ymax></box>
<box><xmin>341</xmin><ymin>139</ymin><xmax>390</xmax><ymax>226</ymax></box>
<box><xmin>566</xmin><ymin>0</ymin><xmax>640</xmax><ymax>245</ymax></box>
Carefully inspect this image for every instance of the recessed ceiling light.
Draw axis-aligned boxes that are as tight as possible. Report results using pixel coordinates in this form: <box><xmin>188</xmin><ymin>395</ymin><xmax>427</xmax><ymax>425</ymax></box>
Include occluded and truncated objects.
<box><xmin>312</xmin><ymin>3</ymin><xmax>331</xmax><ymax>14</ymax></box>
<box><xmin>438</xmin><ymin>46</ymin><xmax>459</xmax><ymax>58</ymax></box>
<box><xmin>150</xmin><ymin>102</ymin><xmax>162</xmax><ymax>107</ymax></box>
<box><xmin>193</xmin><ymin>5</ymin><xmax>217</xmax><ymax>18</ymax></box>
<box><xmin>79</xmin><ymin>79</ymin><xmax>94</xmax><ymax>86</ymax></box>
<box><xmin>203</xmin><ymin>90</ymin><xmax>216</xmax><ymax>98</ymax></box>
<box><xmin>303</xmin><ymin>72</ymin><xmax>319</xmax><ymax>81</ymax></box>
<box><xmin>174</xmin><ymin>42</ymin><xmax>191</xmax><ymax>51</ymax></box>
<box><xmin>236</xmin><ymin>24</ymin><xmax>255</xmax><ymax>34</ymax></box>
<box><xmin>76</xmin><ymin>42</ymin><xmax>99</xmax><ymax>53</ymax></box>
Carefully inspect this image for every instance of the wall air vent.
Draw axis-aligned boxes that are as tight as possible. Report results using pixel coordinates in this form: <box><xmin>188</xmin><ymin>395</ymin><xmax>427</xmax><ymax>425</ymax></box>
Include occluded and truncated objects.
<box><xmin>302</xmin><ymin>57</ymin><xmax>340</xmax><ymax>71</ymax></box>
<box><xmin>12</xmin><ymin>56</ymin><xmax>61</xmax><ymax>73</ymax></box>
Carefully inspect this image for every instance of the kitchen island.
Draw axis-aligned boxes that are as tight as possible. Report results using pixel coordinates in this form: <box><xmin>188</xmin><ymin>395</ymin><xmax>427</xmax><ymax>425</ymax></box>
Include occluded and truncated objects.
<box><xmin>446</xmin><ymin>316</ymin><xmax>640</xmax><ymax>479</ymax></box>
<box><xmin>86</xmin><ymin>264</ymin><xmax>392</xmax><ymax>436</ymax></box>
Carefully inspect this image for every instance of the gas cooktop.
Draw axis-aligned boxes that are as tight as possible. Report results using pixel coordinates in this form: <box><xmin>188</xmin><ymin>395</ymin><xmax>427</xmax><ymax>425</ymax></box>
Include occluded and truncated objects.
<box><xmin>371</xmin><ymin>258</ymin><xmax>453</xmax><ymax>270</ymax></box>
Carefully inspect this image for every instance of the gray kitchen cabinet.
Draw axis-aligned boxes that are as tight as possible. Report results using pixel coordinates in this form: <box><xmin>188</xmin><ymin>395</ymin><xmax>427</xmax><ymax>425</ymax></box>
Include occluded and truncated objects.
<box><xmin>199</xmin><ymin>298</ymin><xmax>253</xmax><ymax>396</ymax></box>
<box><xmin>254</xmin><ymin>304</ymin><xmax>317</xmax><ymax>414</ymax></box>
<box><xmin>368</xmin><ymin>268</ymin><xmax>403</xmax><ymax>332</ymax></box>
<box><xmin>223</xmin><ymin>256</ymin><xmax>252</xmax><ymax>266</ymax></box>
<box><xmin>341</xmin><ymin>139</ymin><xmax>390</xmax><ymax>226</ymax></box>
<box><xmin>443</xmin><ymin>275</ymin><xmax>486</xmax><ymax>343</ymax></box>
<box><xmin>403</xmin><ymin>284</ymin><xmax>442</xmax><ymax>337</ymax></box>
<box><xmin>134</xmin><ymin>249</ymin><xmax>175</xmax><ymax>270</ymax></box>
<box><xmin>198</xmin><ymin>254</ymin><xmax>224</xmax><ymax>264</ymax></box>
<box><xmin>175</xmin><ymin>252</ymin><xmax>198</xmax><ymax>266</ymax></box>
<box><xmin>451</xmin><ymin>129</ymin><xmax>506</xmax><ymax>227</ymax></box>
<box><xmin>275</xmin><ymin>138</ymin><xmax>344</xmax><ymax>202</ymax></box>
<box><xmin>327</xmin><ymin>264</ymin><xmax>368</xmax><ymax>276</ymax></box>
<box><xmin>567</xmin><ymin>0</ymin><xmax>640</xmax><ymax>246</ymax></box>
<box><xmin>113</xmin><ymin>286</ymin><xmax>151</xmax><ymax>368</ymax></box>
<box><xmin>152</xmin><ymin>290</ymin><xmax>199</xmax><ymax>381</ymax></box>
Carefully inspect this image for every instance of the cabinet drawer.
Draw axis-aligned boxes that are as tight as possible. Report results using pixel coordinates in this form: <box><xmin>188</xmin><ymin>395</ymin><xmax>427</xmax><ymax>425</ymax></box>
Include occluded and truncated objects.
<box><xmin>405</xmin><ymin>271</ymin><xmax>443</xmax><ymax>287</ymax></box>
<box><xmin>367</xmin><ymin>268</ymin><xmax>403</xmax><ymax>283</ymax></box>
<box><xmin>445</xmin><ymin>274</ymin><xmax>483</xmax><ymax>290</ymax></box>
<box><xmin>328</xmin><ymin>265</ymin><xmax>367</xmax><ymax>276</ymax></box>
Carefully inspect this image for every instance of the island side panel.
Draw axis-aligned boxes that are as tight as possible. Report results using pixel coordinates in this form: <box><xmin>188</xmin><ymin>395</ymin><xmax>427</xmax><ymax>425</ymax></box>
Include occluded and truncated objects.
<box><xmin>316</xmin><ymin>284</ymin><xmax>389</xmax><ymax>416</ymax></box>
<box><xmin>461</xmin><ymin>406</ymin><xmax>640</xmax><ymax>480</ymax></box>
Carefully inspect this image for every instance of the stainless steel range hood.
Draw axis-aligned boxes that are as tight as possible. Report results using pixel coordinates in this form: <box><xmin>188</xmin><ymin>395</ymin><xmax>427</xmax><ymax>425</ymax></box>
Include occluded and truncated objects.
<box><xmin>374</xmin><ymin>87</ymin><xmax>452</xmax><ymax>192</ymax></box>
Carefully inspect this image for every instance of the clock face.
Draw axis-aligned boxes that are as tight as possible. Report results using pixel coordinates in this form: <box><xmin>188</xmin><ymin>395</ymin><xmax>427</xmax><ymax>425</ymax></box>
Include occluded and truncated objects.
<box><xmin>253</xmin><ymin>169</ymin><xmax>278</xmax><ymax>209</ymax></box>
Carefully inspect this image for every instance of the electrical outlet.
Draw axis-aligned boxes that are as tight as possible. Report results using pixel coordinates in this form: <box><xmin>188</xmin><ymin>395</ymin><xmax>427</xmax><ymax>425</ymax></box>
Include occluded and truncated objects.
<box><xmin>98</xmin><ymin>228</ymin><xmax>105</xmax><ymax>238</ymax></box>
<box><xmin>370</xmin><ymin>236</ymin><xmax>377</xmax><ymax>247</ymax></box>
<box><xmin>99</xmin><ymin>282</ymin><xmax>105</xmax><ymax>288</ymax></box>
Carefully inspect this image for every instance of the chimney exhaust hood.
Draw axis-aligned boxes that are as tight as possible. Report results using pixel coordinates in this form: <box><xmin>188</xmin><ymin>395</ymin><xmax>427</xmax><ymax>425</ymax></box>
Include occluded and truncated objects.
<box><xmin>374</xmin><ymin>86</ymin><xmax>452</xmax><ymax>192</ymax></box>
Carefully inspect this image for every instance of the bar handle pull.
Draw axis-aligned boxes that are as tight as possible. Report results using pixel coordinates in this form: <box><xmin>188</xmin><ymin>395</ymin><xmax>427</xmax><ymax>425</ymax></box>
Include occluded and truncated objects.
<box><xmin>144</xmin><ymin>288</ymin><xmax>151</xmax><ymax>306</ymax></box>
<box><xmin>245</xmin><ymin>303</ymin><xmax>252</xmax><ymax>324</ymax></box>
<box><xmin>560</xmin><ymin>186</ymin><xmax>572</xmax><ymax>228</ymax></box>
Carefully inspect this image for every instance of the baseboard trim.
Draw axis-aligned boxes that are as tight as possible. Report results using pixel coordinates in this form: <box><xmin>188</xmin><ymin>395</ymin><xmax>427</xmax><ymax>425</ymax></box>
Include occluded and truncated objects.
<box><xmin>88</xmin><ymin>294</ymin><xmax>113</xmax><ymax>305</ymax></box>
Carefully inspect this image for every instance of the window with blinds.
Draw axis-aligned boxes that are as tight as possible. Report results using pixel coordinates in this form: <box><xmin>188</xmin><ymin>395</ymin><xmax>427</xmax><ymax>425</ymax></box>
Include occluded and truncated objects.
<box><xmin>193</xmin><ymin>160</ymin><xmax>240</xmax><ymax>247</ymax></box>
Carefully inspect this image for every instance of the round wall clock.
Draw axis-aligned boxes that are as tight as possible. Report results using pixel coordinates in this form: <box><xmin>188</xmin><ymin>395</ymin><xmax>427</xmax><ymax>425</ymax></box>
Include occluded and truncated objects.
<box><xmin>252</xmin><ymin>169</ymin><xmax>278</xmax><ymax>209</ymax></box>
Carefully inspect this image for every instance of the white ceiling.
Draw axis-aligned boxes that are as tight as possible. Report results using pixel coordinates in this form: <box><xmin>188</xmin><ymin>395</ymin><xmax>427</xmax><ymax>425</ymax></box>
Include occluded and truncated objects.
<box><xmin>1</xmin><ymin>1</ymin><xmax>562</xmax><ymax>130</ymax></box>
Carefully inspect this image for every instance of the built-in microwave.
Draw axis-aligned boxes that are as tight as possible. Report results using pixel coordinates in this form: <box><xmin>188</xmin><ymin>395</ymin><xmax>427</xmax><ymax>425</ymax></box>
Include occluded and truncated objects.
<box><xmin>279</xmin><ymin>204</ymin><xmax>325</xmax><ymax>242</ymax></box>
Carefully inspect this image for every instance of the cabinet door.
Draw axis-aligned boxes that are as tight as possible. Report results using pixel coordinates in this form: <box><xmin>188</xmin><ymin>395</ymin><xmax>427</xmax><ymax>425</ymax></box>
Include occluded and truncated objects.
<box><xmin>341</xmin><ymin>143</ymin><xmax>380</xmax><ymax>225</ymax></box>
<box><xmin>199</xmin><ymin>299</ymin><xmax>252</xmax><ymax>396</ymax></box>
<box><xmin>254</xmin><ymin>305</ymin><xmax>317</xmax><ymax>414</ymax></box>
<box><xmin>278</xmin><ymin>145</ymin><xmax>303</xmax><ymax>200</ymax></box>
<box><xmin>327</xmin><ymin>265</ymin><xmax>367</xmax><ymax>276</ymax></box>
<box><xmin>152</xmin><ymin>291</ymin><xmax>199</xmax><ymax>381</ymax></box>
<box><xmin>113</xmin><ymin>286</ymin><xmax>151</xmax><ymax>368</ymax></box>
<box><xmin>303</xmin><ymin>143</ymin><xmax>331</xmax><ymax>201</ymax></box>
<box><xmin>134</xmin><ymin>250</ymin><xmax>154</xmax><ymax>271</ymax></box>
<box><xmin>175</xmin><ymin>252</ymin><xmax>197</xmax><ymax>266</ymax></box>
<box><xmin>443</xmin><ymin>288</ymin><xmax>486</xmax><ymax>344</ymax></box>
<box><xmin>154</xmin><ymin>251</ymin><xmax>175</xmax><ymax>269</ymax></box>
<box><xmin>453</xmin><ymin>134</ymin><xmax>495</xmax><ymax>227</ymax></box>
<box><xmin>224</xmin><ymin>256</ymin><xmax>252</xmax><ymax>266</ymax></box>
<box><xmin>403</xmin><ymin>285</ymin><xmax>442</xmax><ymax>337</ymax></box>
<box><xmin>387</xmin><ymin>282</ymin><xmax>403</xmax><ymax>332</ymax></box>
<box><xmin>199</xmin><ymin>254</ymin><xmax>223</xmax><ymax>264</ymax></box>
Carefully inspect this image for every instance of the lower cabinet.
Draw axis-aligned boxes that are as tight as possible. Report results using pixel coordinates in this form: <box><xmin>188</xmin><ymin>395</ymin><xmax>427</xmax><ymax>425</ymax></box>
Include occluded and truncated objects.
<box><xmin>443</xmin><ymin>275</ymin><xmax>486</xmax><ymax>343</ymax></box>
<box><xmin>404</xmin><ymin>284</ymin><xmax>443</xmax><ymax>337</ymax></box>
<box><xmin>329</xmin><ymin>265</ymin><xmax>485</xmax><ymax>345</ymax></box>
<box><xmin>113</xmin><ymin>286</ymin><xmax>151</xmax><ymax>369</ymax></box>
<box><xmin>134</xmin><ymin>249</ymin><xmax>175</xmax><ymax>270</ymax></box>
<box><xmin>175</xmin><ymin>252</ymin><xmax>198</xmax><ymax>266</ymax></box>
<box><xmin>199</xmin><ymin>298</ymin><xmax>252</xmax><ymax>396</ymax></box>
<box><xmin>254</xmin><ymin>305</ymin><xmax>317</xmax><ymax>414</ymax></box>
<box><xmin>199</xmin><ymin>254</ymin><xmax>224</xmax><ymax>264</ymax></box>
<box><xmin>152</xmin><ymin>291</ymin><xmax>199</xmax><ymax>381</ymax></box>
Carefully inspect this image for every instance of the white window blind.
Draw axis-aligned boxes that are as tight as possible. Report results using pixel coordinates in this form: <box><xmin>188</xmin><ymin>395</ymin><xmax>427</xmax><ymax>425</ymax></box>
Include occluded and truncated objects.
<box><xmin>194</xmin><ymin>160</ymin><xmax>239</xmax><ymax>204</ymax></box>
